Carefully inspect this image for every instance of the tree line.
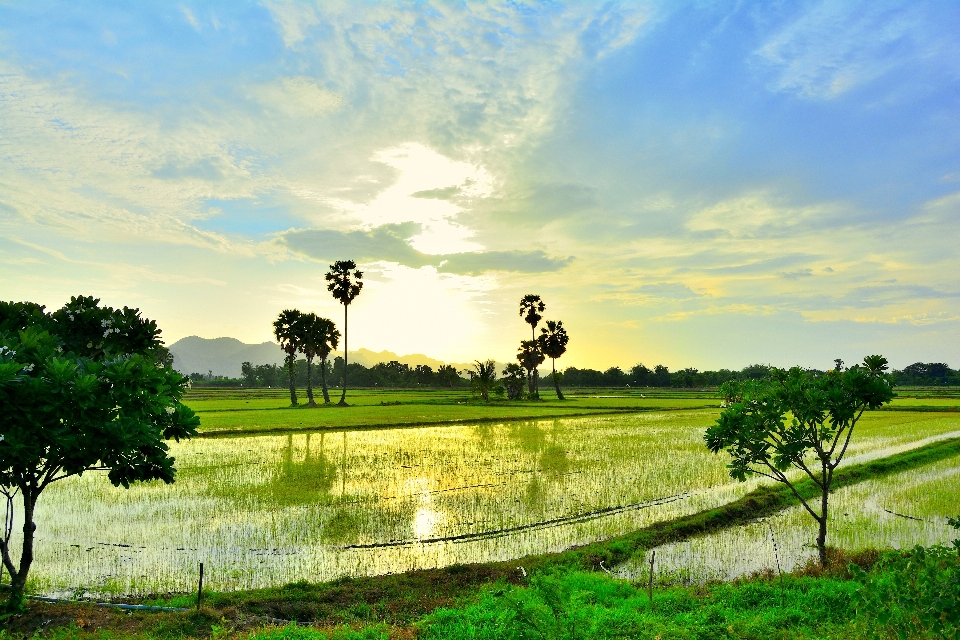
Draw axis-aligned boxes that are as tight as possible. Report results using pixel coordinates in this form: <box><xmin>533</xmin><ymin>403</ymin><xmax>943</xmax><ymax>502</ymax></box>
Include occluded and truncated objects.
<box><xmin>235</xmin><ymin>358</ymin><xmax>467</xmax><ymax>389</ymax></box>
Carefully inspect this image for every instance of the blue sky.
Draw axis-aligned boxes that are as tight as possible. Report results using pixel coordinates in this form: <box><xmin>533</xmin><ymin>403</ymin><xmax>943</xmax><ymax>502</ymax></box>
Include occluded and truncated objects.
<box><xmin>1</xmin><ymin>1</ymin><xmax>958</xmax><ymax>370</ymax></box>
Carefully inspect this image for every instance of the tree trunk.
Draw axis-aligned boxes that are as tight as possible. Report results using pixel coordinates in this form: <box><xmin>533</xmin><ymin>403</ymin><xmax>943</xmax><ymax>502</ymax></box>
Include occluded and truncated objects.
<box><xmin>817</xmin><ymin>484</ymin><xmax>829</xmax><ymax>567</ymax></box>
<box><xmin>286</xmin><ymin>353</ymin><xmax>298</xmax><ymax>406</ymax></box>
<box><xmin>320</xmin><ymin>357</ymin><xmax>330</xmax><ymax>404</ymax></box>
<box><xmin>4</xmin><ymin>490</ymin><xmax>36</xmax><ymax>612</ymax></box>
<box><xmin>338</xmin><ymin>305</ymin><xmax>348</xmax><ymax>406</ymax></box>
<box><xmin>306</xmin><ymin>355</ymin><xmax>316</xmax><ymax>406</ymax></box>
<box><xmin>552</xmin><ymin>358</ymin><xmax>564</xmax><ymax>400</ymax></box>
<box><xmin>531</xmin><ymin>326</ymin><xmax>539</xmax><ymax>399</ymax></box>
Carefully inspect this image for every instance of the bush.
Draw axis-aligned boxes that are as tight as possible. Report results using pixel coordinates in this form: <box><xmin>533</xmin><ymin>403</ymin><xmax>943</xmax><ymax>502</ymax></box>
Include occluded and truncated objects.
<box><xmin>852</xmin><ymin>516</ymin><xmax>960</xmax><ymax>639</ymax></box>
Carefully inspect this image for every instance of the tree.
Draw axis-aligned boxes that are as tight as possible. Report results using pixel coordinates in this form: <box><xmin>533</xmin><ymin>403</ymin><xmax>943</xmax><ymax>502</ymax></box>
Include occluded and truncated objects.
<box><xmin>325</xmin><ymin>261</ymin><xmax>363</xmax><ymax>406</ymax></box>
<box><xmin>314</xmin><ymin>317</ymin><xmax>339</xmax><ymax>404</ymax></box>
<box><xmin>537</xmin><ymin>320</ymin><xmax>569</xmax><ymax>400</ymax></box>
<box><xmin>0</xmin><ymin>296</ymin><xmax>199</xmax><ymax>611</ymax></box>
<box><xmin>273</xmin><ymin>309</ymin><xmax>303</xmax><ymax>406</ymax></box>
<box><xmin>519</xmin><ymin>295</ymin><xmax>545</xmax><ymax>398</ymax></box>
<box><xmin>517</xmin><ymin>340</ymin><xmax>545</xmax><ymax>398</ymax></box>
<box><xmin>704</xmin><ymin>356</ymin><xmax>895</xmax><ymax>567</ymax></box>
<box><xmin>501</xmin><ymin>363</ymin><xmax>527</xmax><ymax>400</ymax></box>
<box><xmin>468</xmin><ymin>360</ymin><xmax>498</xmax><ymax>402</ymax></box>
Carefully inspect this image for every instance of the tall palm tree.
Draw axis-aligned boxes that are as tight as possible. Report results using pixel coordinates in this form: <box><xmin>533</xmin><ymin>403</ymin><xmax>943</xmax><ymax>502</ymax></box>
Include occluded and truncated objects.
<box><xmin>273</xmin><ymin>309</ymin><xmax>303</xmax><ymax>406</ymax></box>
<box><xmin>519</xmin><ymin>294</ymin><xmax>545</xmax><ymax>397</ymax></box>
<box><xmin>315</xmin><ymin>316</ymin><xmax>340</xmax><ymax>404</ymax></box>
<box><xmin>325</xmin><ymin>260</ymin><xmax>363</xmax><ymax>406</ymax></box>
<box><xmin>298</xmin><ymin>312</ymin><xmax>321</xmax><ymax>407</ymax></box>
<box><xmin>538</xmin><ymin>320</ymin><xmax>569</xmax><ymax>400</ymax></box>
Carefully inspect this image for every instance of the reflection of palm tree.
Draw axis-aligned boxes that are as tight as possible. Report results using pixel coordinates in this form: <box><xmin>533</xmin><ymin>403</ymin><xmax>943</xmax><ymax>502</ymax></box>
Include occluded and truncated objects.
<box><xmin>273</xmin><ymin>309</ymin><xmax>303</xmax><ymax>406</ymax></box>
<box><xmin>519</xmin><ymin>295</ymin><xmax>545</xmax><ymax>397</ymax></box>
<box><xmin>325</xmin><ymin>260</ymin><xmax>363</xmax><ymax>406</ymax></box>
<box><xmin>538</xmin><ymin>320</ymin><xmax>569</xmax><ymax>400</ymax></box>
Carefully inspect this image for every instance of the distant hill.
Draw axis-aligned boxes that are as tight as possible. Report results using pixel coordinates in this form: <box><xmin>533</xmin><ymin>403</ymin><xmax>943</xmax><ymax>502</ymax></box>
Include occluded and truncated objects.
<box><xmin>168</xmin><ymin>336</ymin><xmax>477</xmax><ymax>378</ymax></box>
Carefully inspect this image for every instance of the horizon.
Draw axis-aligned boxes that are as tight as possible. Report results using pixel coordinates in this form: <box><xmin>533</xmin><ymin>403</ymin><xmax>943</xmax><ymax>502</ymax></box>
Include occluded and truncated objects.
<box><xmin>2</xmin><ymin>2</ymin><xmax>959</xmax><ymax>372</ymax></box>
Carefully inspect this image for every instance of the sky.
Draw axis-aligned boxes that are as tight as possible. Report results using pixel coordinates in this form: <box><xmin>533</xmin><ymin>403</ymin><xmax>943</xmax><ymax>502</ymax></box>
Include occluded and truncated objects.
<box><xmin>1</xmin><ymin>1</ymin><xmax>959</xmax><ymax>371</ymax></box>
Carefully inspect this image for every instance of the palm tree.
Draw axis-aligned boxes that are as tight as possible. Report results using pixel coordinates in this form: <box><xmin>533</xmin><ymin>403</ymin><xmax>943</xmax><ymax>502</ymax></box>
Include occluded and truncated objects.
<box><xmin>517</xmin><ymin>339</ymin><xmax>545</xmax><ymax>398</ymax></box>
<box><xmin>468</xmin><ymin>359</ymin><xmax>498</xmax><ymax>402</ymax></box>
<box><xmin>298</xmin><ymin>312</ymin><xmax>322</xmax><ymax>407</ymax></box>
<box><xmin>315</xmin><ymin>317</ymin><xmax>340</xmax><ymax>404</ymax></box>
<box><xmin>519</xmin><ymin>295</ymin><xmax>545</xmax><ymax>397</ymax></box>
<box><xmin>538</xmin><ymin>320</ymin><xmax>569</xmax><ymax>400</ymax></box>
<box><xmin>325</xmin><ymin>260</ymin><xmax>363</xmax><ymax>406</ymax></box>
<box><xmin>273</xmin><ymin>309</ymin><xmax>303</xmax><ymax>406</ymax></box>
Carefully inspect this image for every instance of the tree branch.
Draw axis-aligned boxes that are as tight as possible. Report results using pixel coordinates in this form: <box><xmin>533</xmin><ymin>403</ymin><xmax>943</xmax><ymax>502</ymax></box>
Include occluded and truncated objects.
<box><xmin>761</xmin><ymin>460</ymin><xmax>822</xmax><ymax>523</ymax></box>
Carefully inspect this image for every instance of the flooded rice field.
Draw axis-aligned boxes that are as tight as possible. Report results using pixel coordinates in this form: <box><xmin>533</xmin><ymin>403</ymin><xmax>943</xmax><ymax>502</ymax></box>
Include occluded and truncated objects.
<box><xmin>615</xmin><ymin>452</ymin><xmax>960</xmax><ymax>585</ymax></box>
<box><xmin>9</xmin><ymin>410</ymin><xmax>960</xmax><ymax>597</ymax></box>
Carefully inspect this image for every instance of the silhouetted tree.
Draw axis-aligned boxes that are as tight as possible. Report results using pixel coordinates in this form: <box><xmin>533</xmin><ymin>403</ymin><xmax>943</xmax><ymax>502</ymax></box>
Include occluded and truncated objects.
<box><xmin>315</xmin><ymin>317</ymin><xmax>340</xmax><ymax>404</ymax></box>
<box><xmin>519</xmin><ymin>294</ymin><xmax>545</xmax><ymax>397</ymax></box>
<box><xmin>517</xmin><ymin>339</ymin><xmax>545</xmax><ymax>397</ymax></box>
<box><xmin>325</xmin><ymin>260</ymin><xmax>363</xmax><ymax>406</ymax></box>
<box><xmin>273</xmin><ymin>309</ymin><xmax>303</xmax><ymax>406</ymax></box>
<box><xmin>538</xmin><ymin>320</ymin><xmax>569</xmax><ymax>399</ymax></box>
<box><xmin>501</xmin><ymin>363</ymin><xmax>527</xmax><ymax>400</ymax></box>
<box><xmin>468</xmin><ymin>360</ymin><xmax>498</xmax><ymax>401</ymax></box>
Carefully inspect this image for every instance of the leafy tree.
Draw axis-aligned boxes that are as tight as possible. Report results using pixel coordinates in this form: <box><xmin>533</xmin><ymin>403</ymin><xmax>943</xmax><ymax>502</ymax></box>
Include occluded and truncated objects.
<box><xmin>704</xmin><ymin>356</ymin><xmax>895</xmax><ymax>567</ymax></box>
<box><xmin>325</xmin><ymin>260</ymin><xmax>363</xmax><ymax>406</ymax></box>
<box><xmin>653</xmin><ymin>364</ymin><xmax>670</xmax><ymax>387</ymax></box>
<box><xmin>0</xmin><ymin>296</ymin><xmax>199</xmax><ymax>611</ymax></box>
<box><xmin>517</xmin><ymin>340</ymin><xmax>545</xmax><ymax>398</ymax></box>
<box><xmin>630</xmin><ymin>363</ymin><xmax>653</xmax><ymax>387</ymax></box>
<box><xmin>519</xmin><ymin>295</ymin><xmax>545</xmax><ymax>397</ymax></box>
<box><xmin>537</xmin><ymin>320</ymin><xmax>569</xmax><ymax>400</ymax></box>
<box><xmin>467</xmin><ymin>360</ymin><xmax>498</xmax><ymax>402</ymax></box>
<box><xmin>273</xmin><ymin>309</ymin><xmax>303</xmax><ymax>406</ymax></box>
<box><xmin>435</xmin><ymin>364</ymin><xmax>462</xmax><ymax>388</ymax></box>
<box><xmin>501</xmin><ymin>363</ymin><xmax>527</xmax><ymax>400</ymax></box>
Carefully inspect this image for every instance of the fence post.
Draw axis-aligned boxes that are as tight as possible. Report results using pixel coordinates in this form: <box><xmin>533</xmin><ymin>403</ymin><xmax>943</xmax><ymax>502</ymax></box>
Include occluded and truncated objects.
<box><xmin>197</xmin><ymin>562</ymin><xmax>204</xmax><ymax>610</ymax></box>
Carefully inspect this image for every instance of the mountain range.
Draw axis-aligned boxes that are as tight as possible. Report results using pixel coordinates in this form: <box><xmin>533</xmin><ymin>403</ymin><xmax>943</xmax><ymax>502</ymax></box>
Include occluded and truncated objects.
<box><xmin>167</xmin><ymin>336</ymin><xmax>474</xmax><ymax>378</ymax></box>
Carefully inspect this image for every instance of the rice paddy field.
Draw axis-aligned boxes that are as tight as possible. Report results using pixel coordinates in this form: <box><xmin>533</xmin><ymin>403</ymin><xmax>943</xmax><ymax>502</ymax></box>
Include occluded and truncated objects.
<box><xmin>615</xmin><ymin>451</ymin><xmax>960</xmax><ymax>585</ymax></box>
<box><xmin>7</xmin><ymin>387</ymin><xmax>960</xmax><ymax>599</ymax></box>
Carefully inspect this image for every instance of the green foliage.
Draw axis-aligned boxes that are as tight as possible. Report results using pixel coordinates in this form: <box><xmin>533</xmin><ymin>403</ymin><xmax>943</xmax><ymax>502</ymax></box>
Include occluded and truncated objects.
<box><xmin>0</xmin><ymin>296</ymin><xmax>199</xmax><ymax>609</ymax></box>
<box><xmin>468</xmin><ymin>360</ymin><xmax>498</xmax><ymax>402</ymax></box>
<box><xmin>705</xmin><ymin>356</ymin><xmax>895</xmax><ymax>564</ymax></box>
<box><xmin>852</xmin><ymin>517</ymin><xmax>960</xmax><ymax>639</ymax></box>
<box><xmin>420</xmin><ymin>569</ymin><xmax>875</xmax><ymax>639</ymax></box>
<box><xmin>501</xmin><ymin>363</ymin><xmax>527</xmax><ymax>400</ymax></box>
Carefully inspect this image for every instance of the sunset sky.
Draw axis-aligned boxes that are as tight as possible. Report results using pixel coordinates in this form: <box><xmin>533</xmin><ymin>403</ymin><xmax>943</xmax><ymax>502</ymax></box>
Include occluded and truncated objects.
<box><xmin>2</xmin><ymin>1</ymin><xmax>958</xmax><ymax>371</ymax></box>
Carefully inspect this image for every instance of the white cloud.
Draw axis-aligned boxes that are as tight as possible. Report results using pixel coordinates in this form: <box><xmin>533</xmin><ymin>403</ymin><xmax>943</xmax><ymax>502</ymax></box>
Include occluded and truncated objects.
<box><xmin>755</xmin><ymin>2</ymin><xmax>926</xmax><ymax>98</ymax></box>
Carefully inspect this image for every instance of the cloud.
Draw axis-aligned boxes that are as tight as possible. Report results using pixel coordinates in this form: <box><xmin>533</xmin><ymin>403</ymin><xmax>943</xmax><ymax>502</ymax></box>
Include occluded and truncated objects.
<box><xmin>251</xmin><ymin>77</ymin><xmax>343</xmax><ymax>117</ymax></box>
<box><xmin>280</xmin><ymin>224</ymin><xmax>572</xmax><ymax>274</ymax></box>
<box><xmin>754</xmin><ymin>3</ymin><xmax>935</xmax><ymax>99</ymax></box>
<box><xmin>437</xmin><ymin>250</ymin><xmax>573</xmax><ymax>276</ymax></box>
<box><xmin>635</xmin><ymin>282</ymin><xmax>702</xmax><ymax>300</ymax></box>
<box><xmin>779</xmin><ymin>268</ymin><xmax>814</xmax><ymax>280</ymax></box>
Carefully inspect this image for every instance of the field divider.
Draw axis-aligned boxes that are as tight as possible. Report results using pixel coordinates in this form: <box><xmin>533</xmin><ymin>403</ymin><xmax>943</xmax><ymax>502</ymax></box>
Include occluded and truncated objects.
<box><xmin>194</xmin><ymin>406</ymin><xmax>718</xmax><ymax>438</ymax></box>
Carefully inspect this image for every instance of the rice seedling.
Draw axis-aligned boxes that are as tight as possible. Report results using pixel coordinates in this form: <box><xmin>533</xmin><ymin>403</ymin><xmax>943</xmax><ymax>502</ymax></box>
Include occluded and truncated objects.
<box><xmin>615</xmin><ymin>452</ymin><xmax>960</xmax><ymax>584</ymax></box>
<box><xmin>5</xmin><ymin>409</ymin><xmax>957</xmax><ymax>598</ymax></box>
